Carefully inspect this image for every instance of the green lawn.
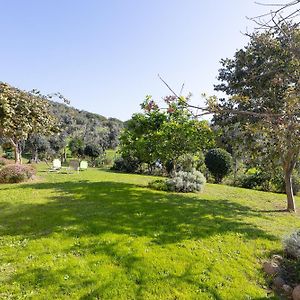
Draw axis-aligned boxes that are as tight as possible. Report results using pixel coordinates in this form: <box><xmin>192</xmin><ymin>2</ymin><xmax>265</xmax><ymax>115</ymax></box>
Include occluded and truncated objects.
<box><xmin>1</xmin><ymin>167</ymin><xmax>300</xmax><ymax>299</ymax></box>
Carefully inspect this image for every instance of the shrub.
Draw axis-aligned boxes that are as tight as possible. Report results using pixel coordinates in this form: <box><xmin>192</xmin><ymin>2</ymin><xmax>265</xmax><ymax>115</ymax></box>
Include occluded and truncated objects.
<box><xmin>0</xmin><ymin>157</ymin><xmax>9</xmax><ymax>167</ymax></box>
<box><xmin>111</xmin><ymin>156</ymin><xmax>140</xmax><ymax>173</ymax></box>
<box><xmin>166</xmin><ymin>170</ymin><xmax>206</xmax><ymax>193</ymax></box>
<box><xmin>235</xmin><ymin>171</ymin><xmax>270</xmax><ymax>190</ymax></box>
<box><xmin>148</xmin><ymin>179</ymin><xmax>168</xmax><ymax>191</ymax></box>
<box><xmin>205</xmin><ymin>148</ymin><xmax>232</xmax><ymax>183</ymax></box>
<box><xmin>84</xmin><ymin>144</ymin><xmax>103</xmax><ymax>160</ymax></box>
<box><xmin>271</xmin><ymin>173</ymin><xmax>300</xmax><ymax>195</ymax></box>
<box><xmin>90</xmin><ymin>156</ymin><xmax>105</xmax><ymax>167</ymax></box>
<box><xmin>0</xmin><ymin>164</ymin><xmax>36</xmax><ymax>183</ymax></box>
<box><xmin>283</xmin><ymin>230</ymin><xmax>300</xmax><ymax>259</ymax></box>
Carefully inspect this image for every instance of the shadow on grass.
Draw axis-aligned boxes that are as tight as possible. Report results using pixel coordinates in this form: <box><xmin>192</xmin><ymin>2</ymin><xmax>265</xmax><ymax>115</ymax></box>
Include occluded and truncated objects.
<box><xmin>1</xmin><ymin>180</ymin><xmax>277</xmax><ymax>243</ymax></box>
<box><xmin>0</xmin><ymin>180</ymin><xmax>281</xmax><ymax>298</ymax></box>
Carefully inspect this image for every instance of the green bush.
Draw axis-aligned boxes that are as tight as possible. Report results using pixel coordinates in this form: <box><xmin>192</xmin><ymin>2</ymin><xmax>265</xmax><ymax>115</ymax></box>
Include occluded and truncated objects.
<box><xmin>205</xmin><ymin>148</ymin><xmax>232</xmax><ymax>183</ymax></box>
<box><xmin>111</xmin><ymin>156</ymin><xmax>140</xmax><ymax>173</ymax></box>
<box><xmin>271</xmin><ymin>173</ymin><xmax>300</xmax><ymax>195</ymax></box>
<box><xmin>177</xmin><ymin>153</ymin><xmax>195</xmax><ymax>172</ymax></box>
<box><xmin>176</xmin><ymin>153</ymin><xmax>205</xmax><ymax>173</ymax></box>
<box><xmin>0</xmin><ymin>164</ymin><xmax>36</xmax><ymax>183</ymax></box>
<box><xmin>148</xmin><ymin>179</ymin><xmax>168</xmax><ymax>191</ymax></box>
<box><xmin>235</xmin><ymin>171</ymin><xmax>270</xmax><ymax>190</ymax></box>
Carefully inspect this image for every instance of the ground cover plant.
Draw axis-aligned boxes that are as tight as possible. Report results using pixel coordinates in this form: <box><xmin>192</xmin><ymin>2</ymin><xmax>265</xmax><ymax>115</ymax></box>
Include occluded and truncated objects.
<box><xmin>1</xmin><ymin>166</ymin><xmax>300</xmax><ymax>299</ymax></box>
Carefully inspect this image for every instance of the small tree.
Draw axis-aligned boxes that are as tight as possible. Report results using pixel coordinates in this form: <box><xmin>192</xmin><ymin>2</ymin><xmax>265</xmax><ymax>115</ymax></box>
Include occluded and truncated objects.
<box><xmin>69</xmin><ymin>137</ymin><xmax>85</xmax><ymax>158</ymax></box>
<box><xmin>0</xmin><ymin>83</ymin><xmax>60</xmax><ymax>163</ymax></box>
<box><xmin>25</xmin><ymin>134</ymin><xmax>50</xmax><ymax>163</ymax></box>
<box><xmin>84</xmin><ymin>144</ymin><xmax>103</xmax><ymax>166</ymax></box>
<box><xmin>205</xmin><ymin>148</ymin><xmax>232</xmax><ymax>183</ymax></box>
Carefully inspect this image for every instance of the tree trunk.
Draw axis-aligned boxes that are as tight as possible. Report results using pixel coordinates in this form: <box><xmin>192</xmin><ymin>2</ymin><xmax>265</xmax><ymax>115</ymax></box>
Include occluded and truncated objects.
<box><xmin>14</xmin><ymin>144</ymin><xmax>22</xmax><ymax>164</ymax></box>
<box><xmin>284</xmin><ymin>168</ymin><xmax>296</xmax><ymax>212</ymax></box>
<box><xmin>31</xmin><ymin>148</ymin><xmax>38</xmax><ymax>163</ymax></box>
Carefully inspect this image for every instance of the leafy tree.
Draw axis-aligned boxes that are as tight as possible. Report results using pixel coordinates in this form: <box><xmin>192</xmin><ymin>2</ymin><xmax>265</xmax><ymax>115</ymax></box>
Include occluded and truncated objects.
<box><xmin>205</xmin><ymin>148</ymin><xmax>232</xmax><ymax>183</ymax></box>
<box><xmin>0</xmin><ymin>83</ymin><xmax>59</xmax><ymax>163</ymax></box>
<box><xmin>49</xmin><ymin>133</ymin><xmax>68</xmax><ymax>161</ymax></box>
<box><xmin>84</xmin><ymin>144</ymin><xmax>103</xmax><ymax>165</ymax></box>
<box><xmin>119</xmin><ymin>96</ymin><xmax>215</xmax><ymax>174</ymax></box>
<box><xmin>69</xmin><ymin>137</ymin><xmax>85</xmax><ymax>158</ymax></box>
<box><xmin>212</xmin><ymin>25</ymin><xmax>300</xmax><ymax>211</ymax></box>
<box><xmin>25</xmin><ymin>134</ymin><xmax>51</xmax><ymax>163</ymax></box>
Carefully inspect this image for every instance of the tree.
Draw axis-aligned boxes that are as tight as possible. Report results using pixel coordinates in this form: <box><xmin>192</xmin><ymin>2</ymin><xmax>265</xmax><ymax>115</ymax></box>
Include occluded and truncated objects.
<box><xmin>251</xmin><ymin>1</ymin><xmax>300</xmax><ymax>30</ymax></box>
<box><xmin>69</xmin><ymin>137</ymin><xmax>85</xmax><ymax>158</ymax></box>
<box><xmin>212</xmin><ymin>25</ymin><xmax>300</xmax><ymax>211</ymax></box>
<box><xmin>119</xmin><ymin>96</ymin><xmax>215</xmax><ymax>174</ymax></box>
<box><xmin>84</xmin><ymin>144</ymin><xmax>103</xmax><ymax>166</ymax></box>
<box><xmin>0</xmin><ymin>83</ymin><xmax>59</xmax><ymax>163</ymax></box>
<box><xmin>25</xmin><ymin>134</ymin><xmax>51</xmax><ymax>163</ymax></box>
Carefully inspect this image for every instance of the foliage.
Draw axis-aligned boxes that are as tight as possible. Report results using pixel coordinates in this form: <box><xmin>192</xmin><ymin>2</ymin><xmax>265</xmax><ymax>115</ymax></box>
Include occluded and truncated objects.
<box><xmin>0</xmin><ymin>157</ymin><xmax>9</xmax><ymax>166</ymax></box>
<box><xmin>284</xmin><ymin>230</ymin><xmax>300</xmax><ymax>259</ymax></box>
<box><xmin>69</xmin><ymin>137</ymin><xmax>85</xmax><ymax>158</ymax></box>
<box><xmin>119</xmin><ymin>97</ymin><xmax>214</xmax><ymax>174</ymax></box>
<box><xmin>205</xmin><ymin>148</ymin><xmax>232</xmax><ymax>183</ymax></box>
<box><xmin>165</xmin><ymin>170</ymin><xmax>206</xmax><ymax>193</ymax></box>
<box><xmin>84</xmin><ymin>144</ymin><xmax>103</xmax><ymax>158</ymax></box>
<box><xmin>25</xmin><ymin>134</ymin><xmax>51</xmax><ymax>162</ymax></box>
<box><xmin>111</xmin><ymin>156</ymin><xmax>140</xmax><ymax>173</ymax></box>
<box><xmin>49</xmin><ymin>101</ymin><xmax>123</xmax><ymax>152</ymax></box>
<box><xmin>271</xmin><ymin>172</ymin><xmax>300</xmax><ymax>195</ymax></box>
<box><xmin>148</xmin><ymin>179</ymin><xmax>168</xmax><ymax>191</ymax></box>
<box><xmin>89</xmin><ymin>155</ymin><xmax>106</xmax><ymax>167</ymax></box>
<box><xmin>212</xmin><ymin>24</ymin><xmax>300</xmax><ymax>211</ymax></box>
<box><xmin>0</xmin><ymin>82</ymin><xmax>59</xmax><ymax>163</ymax></box>
<box><xmin>0</xmin><ymin>164</ymin><xmax>36</xmax><ymax>183</ymax></box>
<box><xmin>176</xmin><ymin>152</ymin><xmax>206</xmax><ymax>173</ymax></box>
<box><xmin>234</xmin><ymin>169</ymin><xmax>270</xmax><ymax>190</ymax></box>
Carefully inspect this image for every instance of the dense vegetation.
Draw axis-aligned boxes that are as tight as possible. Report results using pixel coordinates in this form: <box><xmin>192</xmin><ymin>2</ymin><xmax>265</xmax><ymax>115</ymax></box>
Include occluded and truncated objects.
<box><xmin>0</xmin><ymin>83</ymin><xmax>123</xmax><ymax>165</ymax></box>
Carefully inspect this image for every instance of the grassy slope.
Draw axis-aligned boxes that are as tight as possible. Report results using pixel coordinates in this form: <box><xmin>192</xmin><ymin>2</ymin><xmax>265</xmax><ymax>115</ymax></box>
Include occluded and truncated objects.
<box><xmin>1</xmin><ymin>167</ymin><xmax>300</xmax><ymax>299</ymax></box>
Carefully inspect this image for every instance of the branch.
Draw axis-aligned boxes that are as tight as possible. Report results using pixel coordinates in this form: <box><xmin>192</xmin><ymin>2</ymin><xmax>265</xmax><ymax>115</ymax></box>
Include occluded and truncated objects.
<box><xmin>158</xmin><ymin>74</ymin><xmax>180</xmax><ymax>98</ymax></box>
<box><xmin>250</xmin><ymin>0</ymin><xmax>300</xmax><ymax>29</ymax></box>
<box><xmin>158</xmin><ymin>75</ymin><xmax>299</xmax><ymax>120</ymax></box>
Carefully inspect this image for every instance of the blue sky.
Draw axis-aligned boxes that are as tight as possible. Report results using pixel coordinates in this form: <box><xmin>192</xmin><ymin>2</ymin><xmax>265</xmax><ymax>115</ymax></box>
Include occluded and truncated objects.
<box><xmin>1</xmin><ymin>1</ymin><xmax>271</xmax><ymax>120</ymax></box>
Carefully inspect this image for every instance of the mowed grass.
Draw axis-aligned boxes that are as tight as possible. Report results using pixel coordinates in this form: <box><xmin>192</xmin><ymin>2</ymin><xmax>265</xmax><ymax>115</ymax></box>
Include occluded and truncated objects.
<box><xmin>1</xmin><ymin>166</ymin><xmax>300</xmax><ymax>299</ymax></box>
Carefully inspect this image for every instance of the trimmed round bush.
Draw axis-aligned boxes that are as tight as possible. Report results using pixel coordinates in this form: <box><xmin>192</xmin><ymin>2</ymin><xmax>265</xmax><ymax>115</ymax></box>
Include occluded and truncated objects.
<box><xmin>0</xmin><ymin>164</ymin><xmax>36</xmax><ymax>183</ymax></box>
<box><xmin>205</xmin><ymin>148</ymin><xmax>232</xmax><ymax>183</ymax></box>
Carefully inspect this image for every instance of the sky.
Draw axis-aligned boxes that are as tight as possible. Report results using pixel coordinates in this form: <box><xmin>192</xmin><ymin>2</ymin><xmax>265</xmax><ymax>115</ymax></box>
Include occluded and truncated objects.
<box><xmin>0</xmin><ymin>0</ymin><xmax>279</xmax><ymax>121</ymax></box>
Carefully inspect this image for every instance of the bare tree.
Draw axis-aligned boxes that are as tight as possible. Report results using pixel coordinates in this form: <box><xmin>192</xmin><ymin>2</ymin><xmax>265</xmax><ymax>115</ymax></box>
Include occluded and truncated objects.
<box><xmin>250</xmin><ymin>1</ymin><xmax>300</xmax><ymax>29</ymax></box>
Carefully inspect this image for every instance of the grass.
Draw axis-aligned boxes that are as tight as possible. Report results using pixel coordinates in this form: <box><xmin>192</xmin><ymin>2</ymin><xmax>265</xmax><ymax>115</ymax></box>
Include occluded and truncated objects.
<box><xmin>1</xmin><ymin>166</ymin><xmax>300</xmax><ymax>299</ymax></box>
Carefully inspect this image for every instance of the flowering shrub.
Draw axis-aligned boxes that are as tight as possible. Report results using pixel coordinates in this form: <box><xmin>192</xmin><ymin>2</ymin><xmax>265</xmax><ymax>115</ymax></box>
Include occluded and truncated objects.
<box><xmin>283</xmin><ymin>230</ymin><xmax>300</xmax><ymax>259</ymax></box>
<box><xmin>166</xmin><ymin>170</ymin><xmax>206</xmax><ymax>192</ymax></box>
<box><xmin>0</xmin><ymin>164</ymin><xmax>36</xmax><ymax>183</ymax></box>
<box><xmin>0</xmin><ymin>157</ymin><xmax>9</xmax><ymax>167</ymax></box>
<box><xmin>148</xmin><ymin>171</ymin><xmax>206</xmax><ymax>193</ymax></box>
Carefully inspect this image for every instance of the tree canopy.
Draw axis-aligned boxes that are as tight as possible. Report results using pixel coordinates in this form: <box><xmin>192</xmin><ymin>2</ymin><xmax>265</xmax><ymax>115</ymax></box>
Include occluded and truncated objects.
<box><xmin>211</xmin><ymin>24</ymin><xmax>300</xmax><ymax>211</ymax></box>
<box><xmin>0</xmin><ymin>82</ymin><xmax>59</xmax><ymax>163</ymax></box>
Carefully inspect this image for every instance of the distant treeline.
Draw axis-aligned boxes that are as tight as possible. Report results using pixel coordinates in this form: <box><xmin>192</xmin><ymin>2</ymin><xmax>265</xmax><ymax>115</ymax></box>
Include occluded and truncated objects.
<box><xmin>1</xmin><ymin>99</ymin><xmax>124</xmax><ymax>162</ymax></box>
